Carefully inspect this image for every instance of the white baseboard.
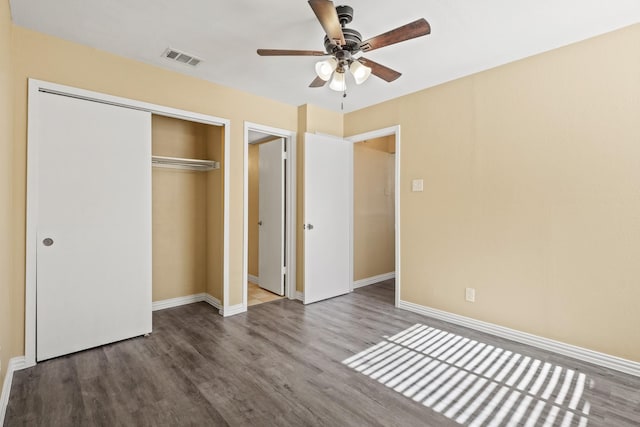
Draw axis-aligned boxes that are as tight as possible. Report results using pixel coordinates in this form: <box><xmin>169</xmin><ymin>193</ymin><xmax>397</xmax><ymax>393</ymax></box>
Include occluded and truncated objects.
<box><xmin>353</xmin><ymin>272</ymin><xmax>395</xmax><ymax>289</ymax></box>
<box><xmin>295</xmin><ymin>291</ymin><xmax>304</xmax><ymax>301</ymax></box>
<box><xmin>248</xmin><ymin>274</ymin><xmax>260</xmax><ymax>285</ymax></box>
<box><xmin>221</xmin><ymin>303</ymin><xmax>246</xmax><ymax>317</ymax></box>
<box><xmin>398</xmin><ymin>300</ymin><xmax>640</xmax><ymax>378</ymax></box>
<box><xmin>152</xmin><ymin>293</ymin><xmax>225</xmax><ymax>316</ymax></box>
<box><xmin>1</xmin><ymin>356</ymin><xmax>26</xmax><ymax>425</ymax></box>
<box><xmin>203</xmin><ymin>294</ymin><xmax>222</xmax><ymax>311</ymax></box>
<box><xmin>152</xmin><ymin>293</ymin><xmax>207</xmax><ymax>311</ymax></box>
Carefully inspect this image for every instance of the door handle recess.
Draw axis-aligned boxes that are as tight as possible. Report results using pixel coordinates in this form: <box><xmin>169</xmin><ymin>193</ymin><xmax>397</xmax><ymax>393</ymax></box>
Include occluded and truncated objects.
<box><xmin>43</xmin><ymin>238</ymin><xmax>54</xmax><ymax>246</ymax></box>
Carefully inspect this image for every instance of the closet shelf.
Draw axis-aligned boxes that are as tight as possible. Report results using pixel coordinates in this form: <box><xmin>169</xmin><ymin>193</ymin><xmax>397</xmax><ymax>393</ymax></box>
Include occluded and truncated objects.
<box><xmin>152</xmin><ymin>155</ymin><xmax>220</xmax><ymax>171</ymax></box>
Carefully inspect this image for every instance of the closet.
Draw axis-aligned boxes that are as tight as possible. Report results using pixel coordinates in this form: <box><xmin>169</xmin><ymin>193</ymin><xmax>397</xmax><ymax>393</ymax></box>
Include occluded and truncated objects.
<box><xmin>151</xmin><ymin>115</ymin><xmax>224</xmax><ymax>304</ymax></box>
<box><xmin>28</xmin><ymin>80</ymin><xmax>230</xmax><ymax>364</ymax></box>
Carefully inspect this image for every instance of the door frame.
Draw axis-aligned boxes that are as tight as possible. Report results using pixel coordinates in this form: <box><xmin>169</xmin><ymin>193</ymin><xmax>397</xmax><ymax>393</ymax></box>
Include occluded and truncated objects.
<box><xmin>243</xmin><ymin>123</ymin><xmax>297</xmax><ymax>308</ymax></box>
<box><xmin>25</xmin><ymin>79</ymin><xmax>231</xmax><ymax>367</ymax></box>
<box><xmin>346</xmin><ymin>125</ymin><xmax>401</xmax><ymax>307</ymax></box>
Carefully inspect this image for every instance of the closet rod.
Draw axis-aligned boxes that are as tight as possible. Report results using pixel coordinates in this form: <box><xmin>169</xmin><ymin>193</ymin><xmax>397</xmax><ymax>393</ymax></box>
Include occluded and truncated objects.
<box><xmin>151</xmin><ymin>155</ymin><xmax>220</xmax><ymax>171</ymax></box>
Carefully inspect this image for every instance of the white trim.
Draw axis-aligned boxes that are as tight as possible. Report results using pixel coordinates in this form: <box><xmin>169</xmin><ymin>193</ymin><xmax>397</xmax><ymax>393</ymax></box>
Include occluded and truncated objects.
<box><xmin>152</xmin><ymin>293</ymin><xmax>207</xmax><ymax>311</ymax></box>
<box><xmin>221</xmin><ymin>303</ymin><xmax>247</xmax><ymax>317</ymax></box>
<box><xmin>1</xmin><ymin>357</ymin><xmax>27</xmax><ymax>424</ymax></box>
<box><xmin>248</xmin><ymin>274</ymin><xmax>260</xmax><ymax>285</ymax></box>
<box><xmin>398</xmin><ymin>300</ymin><xmax>640</xmax><ymax>377</ymax></box>
<box><xmin>346</xmin><ymin>125</ymin><xmax>401</xmax><ymax>307</ymax></box>
<box><xmin>353</xmin><ymin>272</ymin><xmax>396</xmax><ymax>289</ymax></box>
<box><xmin>243</xmin><ymin>122</ymin><xmax>297</xmax><ymax>310</ymax></box>
<box><xmin>295</xmin><ymin>291</ymin><xmax>304</xmax><ymax>301</ymax></box>
<box><xmin>151</xmin><ymin>293</ymin><xmax>222</xmax><ymax>313</ymax></box>
<box><xmin>203</xmin><ymin>294</ymin><xmax>223</xmax><ymax>311</ymax></box>
<box><xmin>25</xmin><ymin>79</ymin><xmax>231</xmax><ymax>367</ymax></box>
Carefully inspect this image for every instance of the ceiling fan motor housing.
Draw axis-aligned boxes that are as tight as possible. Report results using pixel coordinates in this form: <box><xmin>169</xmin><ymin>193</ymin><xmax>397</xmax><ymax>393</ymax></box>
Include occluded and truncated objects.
<box><xmin>324</xmin><ymin>5</ymin><xmax>362</xmax><ymax>55</ymax></box>
<box><xmin>324</xmin><ymin>28</ymin><xmax>362</xmax><ymax>54</ymax></box>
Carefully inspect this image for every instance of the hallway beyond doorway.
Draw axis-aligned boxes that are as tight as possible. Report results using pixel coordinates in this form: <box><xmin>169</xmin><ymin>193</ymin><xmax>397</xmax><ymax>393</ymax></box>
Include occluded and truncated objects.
<box><xmin>248</xmin><ymin>281</ymin><xmax>284</xmax><ymax>306</ymax></box>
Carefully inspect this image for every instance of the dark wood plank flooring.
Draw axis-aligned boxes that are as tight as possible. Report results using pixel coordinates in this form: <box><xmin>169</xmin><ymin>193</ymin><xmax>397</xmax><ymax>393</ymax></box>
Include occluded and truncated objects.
<box><xmin>5</xmin><ymin>280</ymin><xmax>640</xmax><ymax>426</ymax></box>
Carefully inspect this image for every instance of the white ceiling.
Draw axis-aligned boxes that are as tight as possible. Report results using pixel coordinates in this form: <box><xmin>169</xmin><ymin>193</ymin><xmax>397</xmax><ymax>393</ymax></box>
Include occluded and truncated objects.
<box><xmin>9</xmin><ymin>0</ymin><xmax>640</xmax><ymax>113</ymax></box>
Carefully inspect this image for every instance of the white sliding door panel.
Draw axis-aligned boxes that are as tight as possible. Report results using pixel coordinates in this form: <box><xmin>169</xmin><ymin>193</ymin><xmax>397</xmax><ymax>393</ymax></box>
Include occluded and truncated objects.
<box><xmin>36</xmin><ymin>93</ymin><xmax>152</xmax><ymax>361</ymax></box>
<box><xmin>258</xmin><ymin>138</ymin><xmax>285</xmax><ymax>296</ymax></box>
<box><xmin>304</xmin><ymin>133</ymin><xmax>352</xmax><ymax>304</ymax></box>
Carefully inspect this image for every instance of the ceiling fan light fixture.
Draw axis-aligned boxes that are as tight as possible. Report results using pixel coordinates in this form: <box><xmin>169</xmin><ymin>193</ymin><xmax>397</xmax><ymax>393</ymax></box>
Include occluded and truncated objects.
<box><xmin>315</xmin><ymin>57</ymin><xmax>338</xmax><ymax>81</ymax></box>
<box><xmin>350</xmin><ymin>60</ymin><xmax>372</xmax><ymax>85</ymax></box>
<box><xmin>329</xmin><ymin>70</ymin><xmax>346</xmax><ymax>91</ymax></box>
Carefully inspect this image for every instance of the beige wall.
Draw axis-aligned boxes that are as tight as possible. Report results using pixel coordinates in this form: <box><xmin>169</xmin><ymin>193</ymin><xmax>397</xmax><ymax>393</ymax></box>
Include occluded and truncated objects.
<box><xmin>354</xmin><ymin>136</ymin><xmax>395</xmax><ymax>280</ymax></box>
<box><xmin>248</xmin><ymin>144</ymin><xmax>259</xmax><ymax>277</ymax></box>
<box><xmin>346</xmin><ymin>24</ymin><xmax>640</xmax><ymax>362</ymax></box>
<box><xmin>0</xmin><ymin>0</ymin><xmax>14</xmax><ymax>385</ymax></box>
<box><xmin>151</xmin><ymin>115</ymin><xmax>223</xmax><ymax>301</ymax></box>
<box><xmin>9</xmin><ymin>24</ymin><xmax>299</xmax><ymax>360</ymax></box>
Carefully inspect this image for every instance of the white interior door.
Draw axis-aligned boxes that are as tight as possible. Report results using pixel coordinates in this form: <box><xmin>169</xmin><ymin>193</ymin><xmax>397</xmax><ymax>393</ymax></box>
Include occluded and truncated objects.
<box><xmin>258</xmin><ymin>138</ymin><xmax>285</xmax><ymax>295</ymax></box>
<box><xmin>36</xmin><ymin>92</ymin><xmax>152</xmax><ymax>361</ymax></box>
<box><xmin>304</xmin><ymin>133</ymin><xmax>352</xmax><ymax>304</ymax></box>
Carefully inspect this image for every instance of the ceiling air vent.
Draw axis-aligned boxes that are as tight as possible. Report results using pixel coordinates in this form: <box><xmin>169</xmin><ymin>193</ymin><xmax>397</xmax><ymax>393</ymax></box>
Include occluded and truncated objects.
<box><xmin>162</xmin><ymin>48</ymin><xmax>203</xmax><ymax>67</ymax></box>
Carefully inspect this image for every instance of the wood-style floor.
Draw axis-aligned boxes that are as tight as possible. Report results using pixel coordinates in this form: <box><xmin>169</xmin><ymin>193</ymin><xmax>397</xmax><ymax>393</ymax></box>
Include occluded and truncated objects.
<box><xmin>5</xmin><ymin>281</ymin><xmax>640</xmax><ymax>426</ymax></box>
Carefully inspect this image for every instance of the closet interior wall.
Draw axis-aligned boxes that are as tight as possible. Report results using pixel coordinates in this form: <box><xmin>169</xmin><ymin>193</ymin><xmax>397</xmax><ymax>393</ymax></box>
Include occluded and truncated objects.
<box><xmin>151</xmin><ymin>115</ymin><xmax>224</xmax><ymax>303</ymax></box>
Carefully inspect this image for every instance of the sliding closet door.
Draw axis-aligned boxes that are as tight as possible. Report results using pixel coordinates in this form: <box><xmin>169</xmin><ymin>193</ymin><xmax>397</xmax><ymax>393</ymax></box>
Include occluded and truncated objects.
<box><xmin>36</xmin><ymin>92</ymin><xmax>152</xmax><ymax>361</ymax></box>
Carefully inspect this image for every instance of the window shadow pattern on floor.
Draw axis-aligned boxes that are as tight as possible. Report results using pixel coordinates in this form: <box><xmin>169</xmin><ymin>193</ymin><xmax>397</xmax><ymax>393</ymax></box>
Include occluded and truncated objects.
<box><xmin>343</xmin><ymin>324</ymin><xmax>592</xmax><ymax>427</ymax></box>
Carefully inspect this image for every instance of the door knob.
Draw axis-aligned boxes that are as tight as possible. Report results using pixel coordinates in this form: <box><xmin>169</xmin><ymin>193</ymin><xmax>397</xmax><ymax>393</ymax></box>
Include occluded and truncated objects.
<box><xmin>258</xmin><ymin>220</ymin><xmax>263</xmax><ymax>226</ymax></box>
<box><xmin>43</xmin><ymin>238</ymin><xmax>54</xmax><ymax>247</ymax></box>
<box><xmin>306</xmin><ymin>224</ymin><xmax>314</xmax><ymax>230</ymax></box>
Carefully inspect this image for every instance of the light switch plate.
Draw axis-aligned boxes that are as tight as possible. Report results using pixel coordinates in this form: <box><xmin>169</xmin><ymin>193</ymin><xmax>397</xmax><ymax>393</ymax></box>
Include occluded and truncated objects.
<box><xmin>411</xmin><ymin>179</ymin><xmax>424</xmax><ymax>192</ymax></box>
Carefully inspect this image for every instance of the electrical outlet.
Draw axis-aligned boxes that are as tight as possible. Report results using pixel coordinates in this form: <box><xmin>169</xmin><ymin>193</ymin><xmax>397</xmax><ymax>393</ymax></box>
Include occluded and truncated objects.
<box><xmin>411</xmin><ymin>179</ymin><xmax>424</xmax><ymax>192</ymax></box>
<box><xmin>465</xmin><ymin>287</ymin><xmax>476</xmax><ymax>302</ymax></box>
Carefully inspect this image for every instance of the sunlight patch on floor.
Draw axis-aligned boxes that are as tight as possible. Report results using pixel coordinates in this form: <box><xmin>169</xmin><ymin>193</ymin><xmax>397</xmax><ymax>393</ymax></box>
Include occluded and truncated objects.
<box><xmin>343</xmin><ymin>324</ymin><xmax>593</xmax><ymax>426</ymax></box>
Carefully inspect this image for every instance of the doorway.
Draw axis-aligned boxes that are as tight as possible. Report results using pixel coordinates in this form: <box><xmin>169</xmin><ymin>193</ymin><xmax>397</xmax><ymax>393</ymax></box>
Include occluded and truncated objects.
<box><xmin>347</xmin><ymin>126</ymin><xmax>400</xmax><ymax>307</ymax></box>
<box><xmin>243</xmin><ymin>123</ymin><xmax>297</xmax><ymax>309</ymax></box>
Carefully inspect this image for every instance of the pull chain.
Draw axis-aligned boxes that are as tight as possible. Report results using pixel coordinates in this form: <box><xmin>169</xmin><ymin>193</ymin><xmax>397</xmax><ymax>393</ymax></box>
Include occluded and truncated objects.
<box><xmin>341</xmin><ymin>78</ymin><xmax>347</xmax><ymax>111</ymax></box>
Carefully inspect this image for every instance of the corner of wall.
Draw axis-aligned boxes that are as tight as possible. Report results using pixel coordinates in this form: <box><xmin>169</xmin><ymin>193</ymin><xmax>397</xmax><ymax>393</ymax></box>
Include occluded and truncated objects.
<box><xmin>296</xmin><ymin>105</ymin><xmax>308</xmax><ymax>293</ymax></box>
<box><xmin>0</xmin><ymin>0</ymin><xmax>16</xmax><ymax>391</ymax></box>
<box><xmin>302</xmin><ymin>103</ymin><xmax>345</xmax><ymax>137</ymax></box>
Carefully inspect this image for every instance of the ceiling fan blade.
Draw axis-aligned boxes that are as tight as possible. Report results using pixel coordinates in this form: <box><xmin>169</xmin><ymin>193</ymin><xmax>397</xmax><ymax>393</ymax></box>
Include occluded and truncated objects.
<box><xmin>361</xmin><ymin>18</ymin><xmax>431</xmax><ymax>53</ymax></box>
<box><xmin>309</xmin><ymin>76</ymin><xmax>328</xmax><ymax>88</ymax></box>
<box><xmin>257</xmin><ymin>49</ymin><xmax>327</xmax><ymax>56</ymax></box>
<box><xmin>308</xmin><ymin>0</ymin><xmax>346</xmax><ymax>46</ymax></box>
<box><xmin>358</xmin><ymin>57</ymin><xmax>402</xmax><ymax>82</ymax></box>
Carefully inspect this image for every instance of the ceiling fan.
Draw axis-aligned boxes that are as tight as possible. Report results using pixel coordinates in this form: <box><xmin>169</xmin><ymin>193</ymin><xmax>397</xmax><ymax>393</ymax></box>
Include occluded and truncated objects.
<box><xmin>257</xmin><ymin>0</ymin><xmax>431</xmax><ymax>91</ymax></box>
